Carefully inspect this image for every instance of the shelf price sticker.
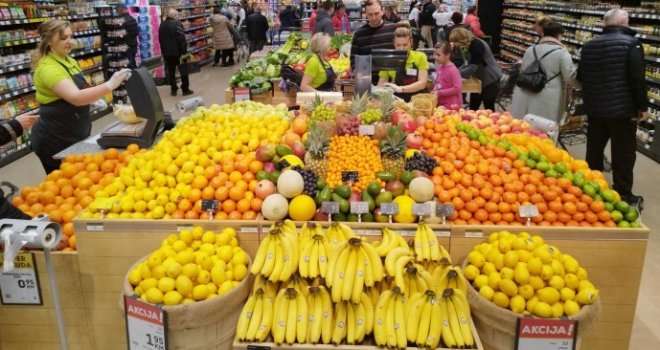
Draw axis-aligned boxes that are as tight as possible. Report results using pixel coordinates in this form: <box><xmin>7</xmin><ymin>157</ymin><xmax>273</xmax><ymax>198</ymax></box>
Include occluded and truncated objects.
<box><xmin>350</xmin><ymin>201</ymin><xmax>369</xmax><ymax>215</ymax></box>
<box><xmin>321</xmin><ymin>201</ymin><xmax>340</xmax><ymax>215</ymax></box>
<box><xmin>380</xmin><ymin>203</ymin><xmax>399</xmax><ymax>215</ymax></box>
<box><xmin>0</xmin><ymin>252</ymin><xmax>42</xmax><ymax>305</ymax></box>
<box><xmin>515</xmin><ymin>317</ymin><xmax>577</xmax><ymax>350</ymax></box>
<box><xmin>124</xmin><ymin>295</ymin><xmax>168</xmax><ymax>350</ymax></box>
<box><xmin>412</xmin><ymin>203</ymin><xmax>431</xmax><ymax>217</ymax></box>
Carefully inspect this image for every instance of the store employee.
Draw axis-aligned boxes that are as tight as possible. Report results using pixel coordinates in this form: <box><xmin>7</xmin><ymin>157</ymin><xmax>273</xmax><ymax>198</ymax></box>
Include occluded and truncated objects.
<box><xmin>377</xmin><ymin>22</ymin><xmax>429</xmax><ymax>102</ymax></box>
<box><xmin>300</xmin><ymin>33</ymin><xmax>337</xmax><ymax>92</ymax></box>
<box><xmin>31</xmin><ymin>20</ymin><xmax>130</xmax><ymax>174</ymax></box>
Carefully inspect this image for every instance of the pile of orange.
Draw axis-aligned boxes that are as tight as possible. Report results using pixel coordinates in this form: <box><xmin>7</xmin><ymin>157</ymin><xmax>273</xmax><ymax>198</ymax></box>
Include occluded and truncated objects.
<box><xmin>325</xmin><ymin>135</ymin><xmax>385</xmax><ymax>192</ymax></box>
<box><xmin>11</xmin><ymin>145</ymin><xmax>141</xmax><ymax>250</ymax></box>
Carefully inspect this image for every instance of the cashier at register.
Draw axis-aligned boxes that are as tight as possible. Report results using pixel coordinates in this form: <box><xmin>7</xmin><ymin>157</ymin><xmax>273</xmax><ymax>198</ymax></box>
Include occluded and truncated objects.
<box><xmin>31</xmin><ymin>19</ymin><xmax>131</xmax><ymax>174</ymax></box>
<box><xmin>377</xmin><ymin>22</ymin><xmax>429</xmax><ymax>102</ymax></box>
<box><xmin>300</xmin><ymin>33</ymin><xmax>337</xmax><ymax>92</ymax></box>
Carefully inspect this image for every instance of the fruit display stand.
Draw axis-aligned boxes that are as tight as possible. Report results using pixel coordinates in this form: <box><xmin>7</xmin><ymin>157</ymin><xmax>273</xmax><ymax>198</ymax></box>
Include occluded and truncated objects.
<box><xmin>225</xmin><ymin>87</ymin><xmax>274</xmax><ymax>105</ymax></box>
<box><xmin>73</xmin><ymin>219</ymin><xmax>262</xmax><ymax>350</ymax></box>
<box><xmin>0</xmin><ymin>251</ymin><xmax>93</xmax><ymax>350</ymax></box>
<box><xmin>449</xmin><ymin>224</ymin><xmax>649</xmax><ymax>350</ymax></box>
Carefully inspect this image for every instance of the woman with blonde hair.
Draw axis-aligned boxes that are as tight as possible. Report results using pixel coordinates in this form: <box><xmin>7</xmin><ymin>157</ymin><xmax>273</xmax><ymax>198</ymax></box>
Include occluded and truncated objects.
<box><xmin>301</xmin><ymin>32</ymin><xmax>337</xmax><ymax>92</ymax></box>
<box><xmin>31</xmin><ymin>19</ymin><xmax>130</xmax><ymax>173</ymax></box>
<box><xmin>449</xmin><ymin>27</ymin><xmax>502</xmax><ymax>110</ymax></box>
<box><xmin>377</xmin><ymin>22</ymin><xmax>429</xmax><ymax>101</ymax></box>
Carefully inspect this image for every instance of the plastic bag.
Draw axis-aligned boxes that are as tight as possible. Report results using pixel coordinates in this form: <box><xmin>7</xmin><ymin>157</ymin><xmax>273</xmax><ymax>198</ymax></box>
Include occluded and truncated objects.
<box><xmin>113</xmin><ymin>103</ymin><xmax>141</xmax><ymax>124</ymax></box>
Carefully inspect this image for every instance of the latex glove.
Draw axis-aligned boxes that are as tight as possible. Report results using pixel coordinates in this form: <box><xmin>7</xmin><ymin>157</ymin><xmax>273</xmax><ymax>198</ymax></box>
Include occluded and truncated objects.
<box><xmin>15</xmin><ymin>114</ymin><xmax>39</xmax><ymax>130</ymax></box>
<box><xmin>91</xmin><ymin>98</ymin><xmax>108</xmax><ymax>110</ymax></box>
<box><xmin>384</xmin><ymin>83</ymin><xmax>403</xmax><ymax>93</ymax></box>
<box><xmin>105</xmin><ymin>68</ymin><xmax>132</xmax><ymax>91</ymax></box>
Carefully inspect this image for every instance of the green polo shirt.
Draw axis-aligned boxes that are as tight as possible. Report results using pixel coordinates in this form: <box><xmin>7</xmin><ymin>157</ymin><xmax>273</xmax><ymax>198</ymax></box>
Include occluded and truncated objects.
<box><xmin>379</xmin><ymin>50</ymin><xmax>429</xmax><ymax>82</ymax></box>
<box><xmin>304</xmin><ymin>54</ymin><xmax>330</xmax><ymax>89</ymax></box>
<box><xmin>33</xmin><ymin>53</ymin><xmax>85</xmax><ymax>105</ymax></box>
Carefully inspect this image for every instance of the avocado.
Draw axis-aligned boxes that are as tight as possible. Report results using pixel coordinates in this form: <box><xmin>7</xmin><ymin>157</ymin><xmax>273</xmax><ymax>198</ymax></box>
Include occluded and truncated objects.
<box><xmin>367</xmin><ymin>182</ymin><xmax>382</xmax><ymax>197</ymax></box>
<box><xmin>270</xmin><ymin>170</ymin><xmax>281</xmax><ymax>183</ymax></box>
<box><xmin>316</xmin><ymin>186</ymin><xmax>332</xmax><ymax>206</ymax></box>
<box><xmin>316</xmin><ymin>177</ymin><xmax>327</xmax><ymax>190</ymax></box>
<box><xmin>362</xmin><ymin>190</ymin><xmax>376</xmax><ymax>212</ymax></box>
<box><xmin>332</xmin><ymin>193</ymin><xmax>350</xmax><ymax>213</ymax></box>
<box><xmin>362</xmin><ymin>212</ymin><xmax>374</xmax><ymax>222</ymax></box>
<box><xmin>334</xmin><ymin>184</ymin><xmax>352</xmax><ymax>199</ymax></box>
<box><xmin>347</xmin><ymin>213</ymin><xmax>359</xmax><ymax>222</ymax></box>
<box><xmin>375</xmin><ymin>171</ymin><xmax>396</xmax><ymax>182</ymax></box>
<box><xmin>334</xmin><ymin>212</ymin><xmax>347</xmax><ymax>221</ymax></box>
<box><xmin>276</xmin><ymin>144</ymin><xmax>293</xmax><ymax>157</ymax></box>
<box><xmin>399</xmin><ymin>171</ymin><xmax>414</xmax><ymax>186</ymax></box>
<box><xmin>375</xmin><ymin>191</ymin><xmax>393</xmax><ymax>206</ymax></box>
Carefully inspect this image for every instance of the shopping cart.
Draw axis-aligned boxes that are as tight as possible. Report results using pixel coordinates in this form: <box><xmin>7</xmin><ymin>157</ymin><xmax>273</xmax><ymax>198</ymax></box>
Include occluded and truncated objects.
<box><xmin>495</xmin><ymin>62</ymin><xmax>521</xmax><ymax>112</ymax></box>
<box><xmin>235</xmin><ymin>25</ymin><xmax>250</xmax><ymax>62</ymax></box>
<box><xmin>557</xmin><ymin>87</ymin><xmax>587</xmax><ymax>150</ymax></box>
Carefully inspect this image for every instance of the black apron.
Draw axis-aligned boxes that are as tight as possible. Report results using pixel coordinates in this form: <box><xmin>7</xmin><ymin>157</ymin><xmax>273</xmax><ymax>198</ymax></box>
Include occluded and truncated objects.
<box><xmin>31</xmin><ymin>59</ymin><xmax>91</xmax><ymax>174</ymax></box>
<box><xmin>315</xmin><ymin>54</ymin><xmax>337</xmax><ymax>91</ymax></box>
<box><xmin>394</xmin><ymin>52</ymin><xmax>428</xmax><ymax>102</ymax></box>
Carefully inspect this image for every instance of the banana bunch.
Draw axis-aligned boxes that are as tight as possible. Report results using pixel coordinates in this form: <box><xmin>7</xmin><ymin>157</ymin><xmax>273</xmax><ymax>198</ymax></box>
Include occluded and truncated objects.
<box><xmin>299</xmin><ymin>230</ymin><xmax>330</xmax><ymax>279</ymax></box>
<box><xmin>373</xmin><ymin>289</ymin><xmax>407</xmax><ymax>349</ymax></box>
<box><xmin>402</xmin><ymin>263</ymin><xmax>434</xmax><ymax>300</ymax></box>
<box><xmin>405</xmin><ymin>290</ymin><xmax>443</xmax><ymax>348</ymax></box>
<box><xmin>333</xmin><ymin>294</ymin><xmax>374</xmax><ymax>345</ymax></box>
<box><xmin>434</xmin><ymin>266</ymin><xmax>468</xmax><ymax>294</ymax></box>
<box><xmin>414</xmin><ymin>222</ymin><xmax>445</xmax><ymax>262</ymax></box>
<box><xmin>375</xmin><ymin>227</ymin><xmax>409</xmax><ymax>257</ymax></box>
<box><xmin>305</xmin><ymin>286</ymin><xmax>334</xmax><ymax>344</ymax></box>
<box><xmin>298</xmin><ymin>222</ymin><xmax>321</xmax><ymax>246</ymax></box>
<box><xmin>439</xmin><ymin>288</ymin><xmax>475</xmax><ymax>348</ymax></box>
<box><xmin>384</xmin><ymin>247</ymin><xmax>413</xmax><ymax>293</ymax></box>
<box><xmin>326</xmin><ymin>237</ymin><xmax>383</xmax><ymax>303</ymax></box>
<box><xmin>272</xmin><ymin>288</ymin><xmax>308</xmax><ymax>345</ymax></box>
<box><xmin>251</xmin><ymin>223</ymin><xmax>299</xmax><ymax>282</ymax></box>
<box><xmin>326</xmin><ymin>222</ymin><xmax>356</xmax><ymax>246</ymax></box>
<box><xmin>235</xmin><ymin>288</ymin><xmax>273</xmax><ymax>342</ymax></box>
<box><xmin>280</xmin><ymin>273</ymin><xmax>310</xmax><ymax>298</ymax></box>
<box><xmin>252</xmin><ymin>275</ymin><xmax>279</xmax><ymax>298</ymax></box>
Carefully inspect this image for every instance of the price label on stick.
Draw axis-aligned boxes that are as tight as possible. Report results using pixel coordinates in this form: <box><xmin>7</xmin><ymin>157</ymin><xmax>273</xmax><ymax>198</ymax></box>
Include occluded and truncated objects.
<box><xmin>380</xmin><ymin>202</ymin><xmax>399</xmax><ymax>215</ymax></box>
<box><xmin>0</xmin><ymin>253</ymin><xmax>42</xmax><ymax>305</ymax></box>
<box><xmin>436</xmin><ymin>204</ymin><xmax>455</xmax><ymax>218</ymax></box>
<box><xmin>516</xmin><ymin>317</ymin><xmax>577</xmax><ymax>350</ymax></box>
<box><xmin>201</xmin><ymin>199</ymin><xmax>219</xmax><ymax>212</ymax></box>
<box><xmin>412</xmin><ymin>203</ymin><xmax>431</xmax><ymax>217</ymax></box>
<box><xmin>321</xmin><ymin>201</ymin><xmax>340</xmax><ymax>215</ymax></box>
<box><xmin>125</xmin><ymin>295</ymin><xmax>168</xmax><ymax>350</ymax></box>
<box><xmin>358</xmin><ymin>124</ymin><xmax>375</xmax><ymax>136</ymax></box>
<box><xmin>350</xmin><ymin>201</ymin><xmax>369</xmax><ymax>215</ymax></box>
<box><xmin>519</xmin><ymin>204</ymin><xmax>539</xmax><ymax>218</ymax></box>
<box><xmin>341</xmin><ymin>171</ymin><xmax>359</xmax><ymax>183</ymax></box>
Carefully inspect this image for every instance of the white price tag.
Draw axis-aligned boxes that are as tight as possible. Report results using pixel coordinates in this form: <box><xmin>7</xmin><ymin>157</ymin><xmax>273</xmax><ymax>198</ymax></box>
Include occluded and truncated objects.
<box><xmin>519</xmin><ymin>204</ymin><xmax>539</xmax><ymax>218</ymax></box>
<box><xmin>86</xmin><ymin>223</ymin><xmax>104</xmax><ymax>231</ymax></box>
<box><xmin>437</xmin><ymin>230</ymin><xmax>450</xmax><ymax>237</ymax></box>
<box><xmin>350</xmin><ymin>201</ymin><xmax>369</xmax><ymax>215</ymax></box>
<box><xmin>0</xmin><ymin>253</ymin><xmax>42</xmax><ymax>305</ymax></box>
<box><xmin>465</xmin><ymin>230</ymin><xmax>483</xmax><ymax>238</ymax></box>
<box><xmin>241</xmin><ymin>225</ymin><xmax>259</xmax><ymax>233</ymax></box>
<box><xmin>358</xmin><ymin>124</ymin><xmax>375</xmax><ymax>136</ymax></box>
<box><xmin>125</xmin><ymin>296</ymin><xmax>168</xmax><ymax>350</ymax></box>
<box><xmin>176</xmin><ymin>225</ymin><xmax>194</xmax><ymax>232</ymax></box>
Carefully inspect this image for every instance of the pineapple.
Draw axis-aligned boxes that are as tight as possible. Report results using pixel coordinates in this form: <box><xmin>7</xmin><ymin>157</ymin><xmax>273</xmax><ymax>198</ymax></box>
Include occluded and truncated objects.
<box><xmin>304</xmin><ymin>124</ymin><xmax>330</xmax><ymax>179</ymax></box>
<box><xmin>349</xmin><ymin>92</ymin><xmax>370</xmax><ymax>117</ymax></box>
<box><xmin>379</xmin><ymin>92</ymin><xmax>395</xmax><ymax>123</ymax></box>
<box><xmin>380</xmin><ymin>125</ymin><xmax>407</xmax><ymax>176</ymax></box>
<box><xmin>309</xmin><ymin>94</ymin><xmax>334</xmax><ymax>122</ymax></box>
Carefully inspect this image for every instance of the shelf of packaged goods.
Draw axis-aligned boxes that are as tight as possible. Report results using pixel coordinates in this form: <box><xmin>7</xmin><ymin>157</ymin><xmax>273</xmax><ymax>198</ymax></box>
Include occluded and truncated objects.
<box><xmin>637</xmin><ymin>140</ymin><xmax>660</xmax><ymax>162</ymax></box>
<box><xmin>500</xmin><ymin>54</ymin><xmax>519</xmax><ymax>64</ymax></box>
<box><xmin>500</xmin><ymin>48</ymin><xmax>522</xmax><ymax>61</ymax></box>
<box><xmin>1</xmin><ymin>37</ymin><xmax>39</xmax><ymax>47</ymax></box>
<box><xmin>501</xmin><ymin>23</ymin><xmax>537</xmax><ymax>37</ymax></box>
<box><xmin>646</xmin><ymin>75</ymin><xmax>660</xmax><ymax>85</ymax></box>
<box><xmin>500</xmin><ymin>43</ymin><xmax>526</xmax><ymax>57</ymax></box>
<box><xmin>185</xmin><ymin>23</ymin><xmax>210</xmax><ymax>32</ymax></box>
<box><xmin>0</xmin><ymin>143</ymin><xmax>31</xmax><ymax>168</ymax></box>
<box><xmin>70</xmin><ymin>47</ymin><xmax>102</xmax><ymax>58</ymax></box>
<box><xmin>180</xmin><ymin>13</ymin><xmax>208</xmax><ymax>21</ymax></box>
<box><xmin>648</xmin><ymin>97</ymin><xmax>660</xmax><ymax>108</ymax></box>
<box><xmin>188</xmin><ymin>33</ymin><xmax>211</xmax><ymax>45</ymax></box>
<box><xmin>0</xmin><ymin>13</ymin><xmax>98</xmax><ymax>26</ymax></box>
<box><xmin>0</xmin><ymin>86</ymin><xmax>35</xmax><ymax>104</ymax></box>
<box><xmin>502</xmin><ymin>14</ymin><xmax>534</xmax><ymax>23</ymax></box>
<box><xmin>195</xmin><ymin>56</ymin><xmax>214</xmax><ymax>67</ymax></box>
<box><xmin>0</xmin><ymin>62</ymin><xmax>31</xmax><ymax>75</ymax></box>
<box><xmin>645</xmin><ymin>55</ymin><xmax>660</xmax><ymax>63</ymax></box>
<box><xmin>500</xmin><ymin>34</ymin><xmax>534</xmax><ymax>47</ymax></box>
<box><xmin>72</xmin><ymin>29</ymin><xmax>101</xmax><ymax>37</ymax></box>
<box><xmin>637</xmin><ymin>33</ymin><xmax>660</xmax><ymax>43</ymax></box>
<box><xmin>562</xmin><ymin>37</ymin><xmax>585</xmax><ymax>46</ymax></box>
<box><xmin>82</xmin><ymin>65</ymin><xmax>103</xmax><ymax>75</ymax></box>
<box><xmin>189</xmin><ymin>44</ymin><xmax>212</xmax><ymax>54</ymax></box>
<box><xmin>177</xmin><ymin>4</ymin><xmax>215</xmax><ymax>10</ymax></box>
<box><xmin>504</xmin><ymin>3</ymin><xmax>659</xmax><ymax>19</ymax></box>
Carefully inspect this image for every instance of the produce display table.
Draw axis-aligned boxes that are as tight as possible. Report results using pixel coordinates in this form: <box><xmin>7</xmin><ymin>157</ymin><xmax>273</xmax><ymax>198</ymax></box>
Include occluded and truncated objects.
<box><xmin>249</xmin><ymin>45</ymin><xmax>282</xmax><ymax>61</ymax></box>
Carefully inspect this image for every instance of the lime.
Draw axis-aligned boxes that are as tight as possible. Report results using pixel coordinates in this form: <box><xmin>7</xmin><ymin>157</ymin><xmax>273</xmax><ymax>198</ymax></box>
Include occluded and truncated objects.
<box><xmin>604</xmin><ymin>202</ymin><xmax>614</xmax><ymax>212</ymax></box>
<box><xmin>618</xmin><ymin>220</ymin><xmax>631</xmax><ymax>228</ymax></box>
<box><xmin>255</xmin><ymin>170</ymin><xmax>270</xmax><ymax>181</ymax></box>
<box><xmin>614</xmin><ymin>200</ymin><xmax>631</xmax><ymax>213</ymax></box>
<box><xmin>610</xmin><ymin>210</ymin><xmax>624</xmax><ymax>223</ymax></box>
<box><xmin>525</xmin><ymin>158</ymin><xmax>537</xmax><ymax>169</ymax></box>
<box><xmin>600</xmin><ymin>189</ymin><xmax>617</xmax><ymax>203</ymax></box>
<box><xmin>582</xmin><ymin>184</ymin><xmax>597</xmax><ymax>197</ymax></box>
<box><xmin>630</xmin><ymin>221</ymin><xmax>642</xmax><ymax>228</ymax></box>
<box><xmin>545</xmin><ymin>169</ymin><xmax>559</xmax><ymax>178</ymax></box>
<box><xmin>518</xmin><ymin>152</ymin><xmax>529</xmax><ymax>161</ymax></box>
<box><xmin>553</xmin><ymin>162</ymin><xmax>568</xmax><ymax>174</ymax></box>
<box><xmin>528</xmin><ymin>148</ymin><xmax>541</xmax><ymax>161</ymax></box>
<box><xmin>399</xmin><ymin>171</ymin><xmax>414</xmax><ymax>185</ymax></box>
<box><xmin>536</xmin><ymin>162</ymin><xmax>550</xmax><ymax>172</ymax></box>
<box><xmin>624</xmin><ymin>209</ymin><xmax>639</xmax><ymax>222</ymax></box>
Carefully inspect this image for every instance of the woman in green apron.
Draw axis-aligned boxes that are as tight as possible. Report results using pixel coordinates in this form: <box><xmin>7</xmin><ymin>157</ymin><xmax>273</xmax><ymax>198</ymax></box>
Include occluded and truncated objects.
<box><xmin>31</xmin><ymin>20</ymin><xmax>131</xmax><ymax>174</ymax></box>
<box><xmin>300</xmin><ymin>32</ymin><xmax>337</xmax><ymax>92</ymax></box>
<box><xmin>378</xmin><ymin>22</ymin><xmax>429</xmax><ymax>102</ymax></box>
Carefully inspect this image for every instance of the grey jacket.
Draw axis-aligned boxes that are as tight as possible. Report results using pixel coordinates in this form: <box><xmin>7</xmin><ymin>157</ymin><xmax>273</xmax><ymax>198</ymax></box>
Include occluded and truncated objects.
<box><xmin>459</xmin><ymin>38</ymin><xmax>503</xmax><ymax>87</ymax></box>
<box><xmin>314</xmin><ymin>10</ymin><xmax>334</xmax><ymax>36</ymax></box>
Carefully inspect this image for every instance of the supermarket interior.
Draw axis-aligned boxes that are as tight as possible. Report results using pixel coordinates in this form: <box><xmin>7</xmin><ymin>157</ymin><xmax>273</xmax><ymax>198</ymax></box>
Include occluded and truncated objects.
<box><xmin>1</xmin><ymin>0</ymin><xmax>660</xmax><ymax>350</ymax></box>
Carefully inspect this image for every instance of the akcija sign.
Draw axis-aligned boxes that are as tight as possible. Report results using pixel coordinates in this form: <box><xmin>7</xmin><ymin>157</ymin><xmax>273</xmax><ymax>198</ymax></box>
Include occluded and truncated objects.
<box><xmin>516</xmin><ymin>317</ymin><xmax>578</xmax><ymax>350</ymax></box>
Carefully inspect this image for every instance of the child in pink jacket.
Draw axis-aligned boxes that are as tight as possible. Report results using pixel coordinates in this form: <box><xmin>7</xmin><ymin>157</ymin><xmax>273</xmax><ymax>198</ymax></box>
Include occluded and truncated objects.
<box><xmin>432</xmin><ymin>42</ymin><xmax>463</xmax><ymax>109</ymax></box>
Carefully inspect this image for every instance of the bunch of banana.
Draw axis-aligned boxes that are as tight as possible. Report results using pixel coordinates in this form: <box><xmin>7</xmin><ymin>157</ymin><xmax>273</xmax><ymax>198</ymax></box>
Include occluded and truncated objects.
<box><xmin>235</xmin><ymin>288</ymin><xmax>273</xmax><ymax>342</ymax></box>
<box><xmin>298</xmin><ymin>222</ymin><xmax>322</xmax><ymax>246</ymax></box>
<box><xmin>306</xmin><ymin>286</ymin><xmax>334</xmax><ymax>344</ymax></box>
<box><xmin>375</xmin><ymin>227</ymin><xmax>409</xmax><ymax>257</ymax></box>
<box><xmin>326</xmin><ymin>237</ymin><xmax>383</xmax><ymax>303</ymax></box>
<box><xmin>439</xmin><ymin>288</ymin><xmax>475</xmax><ymax>348</ymax></box>
<box><xmin>366</xmin><ymin>286</ymin><xmax>380</xmax><ymax>307</ymax></box>
<box><xmin>373</xmin><ymin>288</ymin><xmax>407</xmax><ymax>349</ymax></box>
<box><xmin>299</xmin><ymin>231</ymin><xmax>330</xmax><ymax>279</ymax></box>
<box><xmin>403</xmin><ymin>263</ymin><xmax>434</xmax><ymax>300</ymax></box>
<box><xmin>384</xmin><ymin>247</ymin><xmax>413</xmax><ymax>292</ymax></box>
<box><xmin>252</xmin><ymin>275</ymin><xmax>279</xmax><ymax>298</ymax></box>
<box><xmin>405</xmin><ymin>290</ymin><xmax>443</xmax><ymax>348</ymax></box>
<box><xmin>333</xmin><ymin>295</ymin><xmax>373</xmax><ymax>345</ymax></box>
<box><xmin>414</xmin><ymin>222</ymin><xmax>444</xmax><ymax>262</ymax></box>
<box><xmin>434</xmin><ymin>266</ymin><xmax>468</xmax><ymax>294</ymax></box>
<box><xmin>326</xmin><ymin>222</ymin><xmax>356</xmax><ymax>246</ymax></box>
<box><xmin>251</xmin><ymin>225</ymin><xmax>299</xmax><ymax>282</ymax></box>
<box><xmin>280</xmin><ymin>273</ymin><xmax>310</xmax><ymax>298</ymax></box>
<box><xmin>272</xmin><ymin>288</ymin><xmax>308</xmax><ymax>345</ymax></box>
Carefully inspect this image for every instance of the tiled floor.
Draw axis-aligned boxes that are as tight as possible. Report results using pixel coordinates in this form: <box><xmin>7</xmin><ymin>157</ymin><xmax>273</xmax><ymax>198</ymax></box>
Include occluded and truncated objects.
<box><xmin>1</xmin><ymin>63</ymin><xmax>658</xmax><ymax>349</ymax></box>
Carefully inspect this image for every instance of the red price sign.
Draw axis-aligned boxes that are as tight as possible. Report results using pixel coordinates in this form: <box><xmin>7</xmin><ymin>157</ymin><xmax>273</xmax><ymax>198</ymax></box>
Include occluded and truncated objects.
<box><xmin>516</xmin><ymin>317</ymin><xmax>577</xmax><ymax>350</ymax></box>
<box><xmin>125</xmin><ymin>296</ymin><xmax>168</xmax><ymax>350</ymax></box>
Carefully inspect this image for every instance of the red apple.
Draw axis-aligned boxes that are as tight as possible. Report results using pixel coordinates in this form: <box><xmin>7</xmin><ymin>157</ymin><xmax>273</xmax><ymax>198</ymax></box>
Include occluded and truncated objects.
<box><xmin>391</xmin><ymin>110</ymin><xmax>408</xmax><ymax>125</ymax></box>
<box><xmin>406</xmin><ymin>132</ymin><xmax>423</xmax><ymax>149</ymax></box>
<box><xmin>399</xmin><ymin>117</ymin><xmax>418</xmax><ymax>133</ymax></box>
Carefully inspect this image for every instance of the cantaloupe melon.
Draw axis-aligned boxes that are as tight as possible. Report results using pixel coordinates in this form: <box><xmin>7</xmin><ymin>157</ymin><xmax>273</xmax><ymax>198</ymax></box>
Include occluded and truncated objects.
<box><xmin>261</xmin><ymin>193</ymin><xmax>289</xmax><ymax>220</ymax></box>
<box><xmin>409</xmin><ymin>177</ymin><xmax>434</xmax><ymax>202</ymax></box>
<box><xmin>277</xmin><ymin>170</ymin><xmax>304</xmax><ymax>198</ymax></box>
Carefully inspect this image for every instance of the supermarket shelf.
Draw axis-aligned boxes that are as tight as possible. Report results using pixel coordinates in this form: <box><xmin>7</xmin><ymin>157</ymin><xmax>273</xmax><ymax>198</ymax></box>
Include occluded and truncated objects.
<box><xmin>185</xmin><ymin>23</ymin><xmax>210</xmax><ymax>32</ymax></box>
<box><xmin>0</xmin><ymin>62</ymin><xmax>31</xmax><ymax>75</ymax></box>
<box><xmin>500</xmin><ymin>48</ymin><xmax>522</xmax><ymax>61</ymax></box>
<box><xmin>645</xmin><ymin>55</ymin><xmax>660</xmax><ymax>63</ymax></box>
<box><xmin>70</xmin><ymin>47</ymin><xmax>103</xmax><ymax>58</ymax></box>
<box><xmin>504</xmin><ymin>3</ymin><xmax>660</xmax><ymax>19</ymax></box>
<box><xmin>637</xmin><ymin>140</ymin><xmax>660</xmax><ymax>163</ymax></box>
<box><xmin>195</xmin><ymin>56</ymin><xmax>214</xmax><ymax>67</ymax></box>
<box><xmin>0</xmin><ymin>13</ymin><xmax>99</xmax><ymax>27</ymax></box>
<box><xmin>177</xmin><ymin>4</ymin><xmax>215</xmax><ymax>10</ymax></box>
<box><xmin>646</xmin><ymin>76</ymin><xmax>660</xmax><ymax>85</ymax></box>
<box><xmin>0</xmin><ymin>144</ymin><xmax>31</xmax><ymax>169</ymax></box>
<box><xmin>82</xmin><ymin>65</ymin><xmax>104</xmax><ymax>75</ymax></box>
<box><xmin>648</xmin><ymin>98</ymin><xmax>660</xmax><ymax>108</ymax></box>
<box><xmin>500</xmin><ymin>54</ymin><xmax>519</xmax><ymax>64</ymax></box>
<box><xmin>73</xmin><ymin>29</ymin><xmax>101</xmax><ymax>37</ymax></box>
<box><xmin>0</xmin><ymin>86</ymin><xmax>35</xmax><ymax>104</ymax></box>
<box><xmin>502</xmin><ymin>23</ymin><xmax>537</xmax><ymax>37</ymax></box>
<box><xmin>637</xmin><ymin>33</ymin><xmax>660</xmax><ymax>43</ymax></box>
<box><xmin>188</xmin><ymin>33</ymin><xmax>211</xmax><ymax>45</ymax></box>
<box><xmin>189</xmin><ymin>44</ymin><xmax>212</xmax><ymax>54</ymax></box>
<box><xmin>1</xmin><ymin>37</ymin><xmax>39</xmax><ymax>47</ymax></box>
<box><xmin>501</xmin><ymin>34</ymin><xmax>534</xmax><ymax>47</ymax></box>
<box><xmin>563</xmin><ymin>37</ymin><xmax>585</xmax><ymax>46</ymax></box>
<box><xmin>500</xmin><ymin>43</ymin><xmax>526</xmax><ymax>57</ymax></box>
<box><xmin>180</xmin><ymin>13</ymin><xmax>208</xmax><ymax>21</ymax></box>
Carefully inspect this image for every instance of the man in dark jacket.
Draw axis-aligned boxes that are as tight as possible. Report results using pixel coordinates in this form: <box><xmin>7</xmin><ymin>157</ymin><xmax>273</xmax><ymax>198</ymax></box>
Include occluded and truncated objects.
<box><xmin>1</xmin><ymin>115</ymin><xmax>36</xmax><ymax>220</ymax></box>
<box><xmin>117</xmin><ymin>4</ymin><xmax>138</xmax><ymax>68</ymax></box>
<box><xmin>418</xmin><ymin>0</ymin><xmax>436</xmax><ymax>48</ymax></box>
<box><xmin>158</xmin><ymin>9</ymin><xmax>193</xmax><ymax>96</ymax></box>
<box><xmin>314</xmin><ymin>1</ymin><xmax>334</xmax><ymax>36</ymax></box>
<box><xmin>350</xmin><ymin>0</ymin><xmax>396</xmax><ymax>68</ymax></box>
<box><xmin>246</xmin><ymin>4</ymin><xmax>269</xmax><ymax>53</ymax></box>
<box><xmin>577</xmin><ymin>9</ymin><xmax>648</xmax><ymax>206</ymax></box>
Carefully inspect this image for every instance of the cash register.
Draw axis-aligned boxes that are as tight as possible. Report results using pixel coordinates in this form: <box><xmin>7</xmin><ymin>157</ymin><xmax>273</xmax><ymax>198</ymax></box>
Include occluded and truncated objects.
<box><xmin>354</xmin><ymin>50</ymin><xmax>409</xmax><ymax>96</ymax></box>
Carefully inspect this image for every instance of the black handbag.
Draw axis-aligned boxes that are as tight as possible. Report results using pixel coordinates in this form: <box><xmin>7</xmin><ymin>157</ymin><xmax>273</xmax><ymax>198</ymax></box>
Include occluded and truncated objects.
<box><xmin>516</xmin><ymin>46</ymin><xmax>561</xmax><ymax>93</ymax></box>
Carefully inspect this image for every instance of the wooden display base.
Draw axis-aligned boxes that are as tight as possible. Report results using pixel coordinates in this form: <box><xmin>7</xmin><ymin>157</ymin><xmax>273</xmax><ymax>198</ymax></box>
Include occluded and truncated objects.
<box><xmin>0</xmin><ymin>251</ymin><xmax>93</xmax><ymax>350</ymax></box>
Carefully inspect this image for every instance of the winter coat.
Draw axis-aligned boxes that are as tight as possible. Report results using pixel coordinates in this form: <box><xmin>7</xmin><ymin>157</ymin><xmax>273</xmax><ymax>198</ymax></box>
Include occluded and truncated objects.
<box><xmin>332</xmin><ymin>12</ymin><xmax>351</xmax><ymax>33</ymax></box>
<box><xmin>419</xmin><ymin>2</ymin><xmax>436</xmax><ymax>26</ymax></box>
<box><xmin>511</xmin><ymin>40</ymin><xmax>579</xmax><ymax>124</ymax></box>
<box><xmin>211</xmin><ymin>14</ymin><xmax>235</xmax><ymax>50</ymax></box>
<box><xmin>464</xmin><ymin>14</ymin><xmax>484</xmax><ymax>38</ymax></box>
<box><xmin>314</xmin><ymin>10</ymin><xmax>334</xmax><ymax>35</ymax></box>
<box><xmin>158</xmin><ymin>17</ymin><xmax>187</xmax><ymax>57</ymax></box>
<box><xmin>121</xmin><ymin>13</ymin><xmax>139</xmax><ymax>47</ymax></box>
<box><xmin>246</xmin><ymin>12</ymin><xmax>269</xmax><ymax>40</ymax></box>
<box><xmin>459</xmin><ymin>38</ymin><xmax>503</xmax><ymax>88</ymax></box>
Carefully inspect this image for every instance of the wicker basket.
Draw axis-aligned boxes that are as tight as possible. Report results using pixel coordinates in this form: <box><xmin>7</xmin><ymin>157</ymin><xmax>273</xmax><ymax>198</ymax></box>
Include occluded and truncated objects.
<box><xmin>121</xmin><ymin>255</ymin><xmax>253</xmax><ymax>350</ymax></box>
<box><xmin>463</xmin><ymin>78</ymin><xmax>482</xmax><ymax>93</ymax></box>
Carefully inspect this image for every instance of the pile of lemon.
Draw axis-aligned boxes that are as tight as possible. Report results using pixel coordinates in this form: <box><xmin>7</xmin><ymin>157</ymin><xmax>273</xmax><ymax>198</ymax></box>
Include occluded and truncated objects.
<box><xmin>128</xmin><ymin>226</ymin><xmax>249</xmax><ymax>306</ymax></box>
<box><xmin>463</xmin><ymin>231</ymin><xmax>598</xmax><ymax>318</ymax></box>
